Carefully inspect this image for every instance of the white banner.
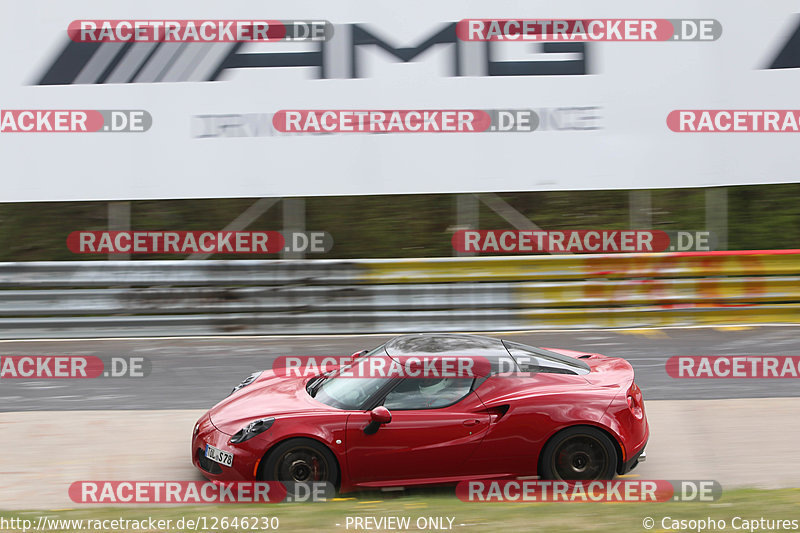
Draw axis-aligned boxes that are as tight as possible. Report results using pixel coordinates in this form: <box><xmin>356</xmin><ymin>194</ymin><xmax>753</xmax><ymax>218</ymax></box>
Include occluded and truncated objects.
<box><xmin>1</xmin><ymin>0</ymin><xmax>800</xmax><ymax>201</ymax></box>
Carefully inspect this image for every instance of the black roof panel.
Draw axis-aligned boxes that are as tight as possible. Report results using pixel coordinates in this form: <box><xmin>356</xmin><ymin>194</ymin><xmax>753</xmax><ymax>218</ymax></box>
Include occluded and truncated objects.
<box><xmin>385</xmin><ymin>333</ymin><xmax>510</xmax><ymax>358</ymax></box>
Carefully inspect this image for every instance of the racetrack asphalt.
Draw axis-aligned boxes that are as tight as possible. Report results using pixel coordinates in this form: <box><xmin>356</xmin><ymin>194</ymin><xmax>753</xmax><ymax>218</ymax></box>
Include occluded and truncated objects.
<box><xmin>2</xmin><ymin>397</ymin><xmax>800</xmax><ymax>509</ymax></box>
<box><xmin>2</xmin><ymin>326</ymin><xmax>800</xmax><ymax>509</ymax></box>
<box><xmin>0</xmin><ymin>325</ymin><xmax>799</xmax><ymax>411</ymax></box>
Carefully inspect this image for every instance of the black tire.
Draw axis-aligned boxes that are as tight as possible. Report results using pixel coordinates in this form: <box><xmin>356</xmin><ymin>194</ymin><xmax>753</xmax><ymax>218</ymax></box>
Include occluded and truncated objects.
<box><xmin>259</xmin><ymin>438</ymin><xmax>339</xmax><ymax>486</ymax></box>
<box><xmin>539</xmin><ymin>426</ymin><xmax>618</xmax><ymax>480</ymax></box>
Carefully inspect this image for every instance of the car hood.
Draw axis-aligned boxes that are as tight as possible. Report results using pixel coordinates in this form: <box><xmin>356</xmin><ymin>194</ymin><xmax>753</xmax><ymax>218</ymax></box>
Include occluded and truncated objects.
<box><xmin>208</xmin><ymin>370</ymin><xmax>338</xmax><ymax>435</ymax></box>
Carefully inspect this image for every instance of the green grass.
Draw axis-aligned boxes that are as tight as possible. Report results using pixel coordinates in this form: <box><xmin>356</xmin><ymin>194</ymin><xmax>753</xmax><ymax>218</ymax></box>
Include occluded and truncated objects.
<box><xmin>1</xmin><ymin>489</ymin><xmax>798</xmax><ymax>533</ymax></box>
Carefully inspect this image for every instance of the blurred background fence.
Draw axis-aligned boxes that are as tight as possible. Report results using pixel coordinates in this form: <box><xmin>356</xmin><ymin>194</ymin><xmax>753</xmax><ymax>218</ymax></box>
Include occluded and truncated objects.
<box><xmin>0</xmin><ymin>249</ymin><xmax>798</xmax><ymax>339</ymax></box>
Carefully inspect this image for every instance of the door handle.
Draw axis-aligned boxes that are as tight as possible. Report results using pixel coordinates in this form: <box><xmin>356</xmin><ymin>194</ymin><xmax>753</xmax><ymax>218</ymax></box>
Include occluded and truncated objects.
<box><xmin>462</xmin><ymin>419</ymin><xmax>482</xmax><ymax>427</ymax></box>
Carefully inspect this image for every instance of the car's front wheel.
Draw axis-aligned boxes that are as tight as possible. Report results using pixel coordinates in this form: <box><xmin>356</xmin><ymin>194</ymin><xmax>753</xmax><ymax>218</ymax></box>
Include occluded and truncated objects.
<box><xmin>259</xmin><ymin>438</ymin><xmax>339</xmax><ymax>485</ymax></box>
<box><xmin>539</xmin><ymin>426</ymin><xmax>618</xmax><ymax>480</ymax></box>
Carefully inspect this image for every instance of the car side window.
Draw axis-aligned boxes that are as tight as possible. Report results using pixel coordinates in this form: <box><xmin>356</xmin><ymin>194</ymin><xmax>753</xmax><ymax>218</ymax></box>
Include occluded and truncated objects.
<box><xmin>503</xmin><ymin>341</ymin><xmax>590</xmax><ymax>376</ymax></box>
<box><xmin>383</xmin><ymin>378</ymin><xmax>473</xmax><ymax>410</ymax></box>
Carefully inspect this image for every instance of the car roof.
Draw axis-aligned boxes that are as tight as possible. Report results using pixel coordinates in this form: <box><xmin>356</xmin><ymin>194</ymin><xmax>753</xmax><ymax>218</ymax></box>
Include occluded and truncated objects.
<box><xmin>385</xmin><ymin>333</ymin><xmax>591</xmax><ymax>374</ymax></box>
<box><xmin>385</xmin><ymin>333</ymin><xmax>510</xmax><ymax>358</ymax></box>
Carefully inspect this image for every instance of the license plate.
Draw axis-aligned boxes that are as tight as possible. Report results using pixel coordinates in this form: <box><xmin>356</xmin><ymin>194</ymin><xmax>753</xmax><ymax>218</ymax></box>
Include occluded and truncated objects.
<box><xmin>205</xmin><ymin>444</ymin><xmax>233</xmax><ymax>467</ymax></box>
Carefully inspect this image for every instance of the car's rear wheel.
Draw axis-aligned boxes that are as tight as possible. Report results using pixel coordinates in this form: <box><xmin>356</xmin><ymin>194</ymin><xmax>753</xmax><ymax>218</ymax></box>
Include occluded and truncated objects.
<box><xmin>539</xmin><ymin>426</ymin><xmax>618</xmax><ymax>480</ymax></box>
<box><xmin>260</xmin><ymin>438</ymin><xmax>339</xmax><ymax>485</ymax></box>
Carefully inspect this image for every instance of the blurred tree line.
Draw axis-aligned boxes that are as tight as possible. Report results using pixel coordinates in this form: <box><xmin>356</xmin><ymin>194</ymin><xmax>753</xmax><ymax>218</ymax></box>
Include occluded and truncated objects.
<box><xmin>0</xmin><ymin>184</ymin><xmax>798</xmax><ymax>261</ymax></box>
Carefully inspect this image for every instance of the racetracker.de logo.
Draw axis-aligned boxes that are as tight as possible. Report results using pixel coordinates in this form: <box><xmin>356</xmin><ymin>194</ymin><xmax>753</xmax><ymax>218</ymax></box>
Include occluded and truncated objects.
<box><xmin>668</xmin><ymin>110</ymin><xmax>800</xmax><ymax>132</ymax></box>
<box><xmin>67</xmin><ymin>231</ymin><xmax>333</xmax><ymax>255</ymax></box>
<box><xmin>456</xmin><ymin>480</ymin><xmax>721</xmax><ymax>502</ymax></box>
<box><xmin>272</xmin><ymin>109</ymin><xmax>538</xmax><ymax>133</ymax></box>
<box><xmin>69</xmin><ymin>481</ymin><xmax>286</xmax><ymax>504</ymax></box>
<box><xmin>273</xmin><ymin>355</ymin><xmax>492</xmax><ymax>379</ymax></box>
<box><xmin>456</xmin><ymin>19</ymin><xmax>721</xmax><ymax>41</ymax></box>
<box><xmin>666</xmin><ymin>356</ymin><xmax>800</xmax><ymax>378</ymax></box>
<box><xmin>68</xmin><ymin>231</ymin><xmax>284</xmax><ymax>254</ymax></box>
<box><xmin>453</xmin><ymin>230</ymin><xmax>714</xmax><ymax>253</ymax></box>
<box><xmin>0</xmin><ymin>110</ymin><xmax>151</xmax><ymax>133</ymax></box>
<box><xmin>0</xmin><ymin>356</ymin><xmax>150</xmax><ymax>379</ymax></box>
<box><xmin>69</xmin><ymin>20</ymin><xmax>333</xmax><ymax>42</ymax></box>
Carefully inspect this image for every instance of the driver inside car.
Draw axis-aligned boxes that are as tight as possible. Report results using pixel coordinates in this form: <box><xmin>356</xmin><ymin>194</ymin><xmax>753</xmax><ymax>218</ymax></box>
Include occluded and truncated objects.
<box><xmin>417</xmin><ymin>377</ymin><xmax>468</xmax><ymax>407</ymax></box>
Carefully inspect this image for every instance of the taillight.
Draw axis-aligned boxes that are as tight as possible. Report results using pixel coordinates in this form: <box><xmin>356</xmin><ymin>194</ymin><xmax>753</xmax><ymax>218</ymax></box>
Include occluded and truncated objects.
<box><xmin>627</xmin><ymin>382</ymin><xmax>643</xmax><ymax>418</ymax></box>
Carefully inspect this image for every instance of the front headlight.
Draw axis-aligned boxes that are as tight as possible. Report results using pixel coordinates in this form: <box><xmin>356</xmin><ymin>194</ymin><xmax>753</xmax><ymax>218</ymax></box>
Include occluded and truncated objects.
<box><xmin>230</xmin><ymin>371</ymin><xmax>263</xmax><ymax>395</ymax></box>
<box><xmin>230</xmin><ymin>417</ymin><xmax>275</xmax><ymax>444</ymax></box>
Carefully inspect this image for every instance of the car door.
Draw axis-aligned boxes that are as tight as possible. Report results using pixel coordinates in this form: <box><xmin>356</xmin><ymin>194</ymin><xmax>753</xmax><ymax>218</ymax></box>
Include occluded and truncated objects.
<box><xmin>344</xmin><ymin>377</ymin><xmax>491</xmax><ymax>485</ymax></box>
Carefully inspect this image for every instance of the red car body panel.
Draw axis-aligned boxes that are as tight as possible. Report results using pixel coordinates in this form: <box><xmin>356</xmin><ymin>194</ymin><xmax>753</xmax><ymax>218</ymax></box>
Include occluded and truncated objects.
<box><xmin>344</xmin><ymin>392</ymin><xmax>492</xmax><ymax>484</ymax></box>
<box><xmin>192</xmin><ymin>335</ymin><xmax>649</xmax><ymax>492</ymax></box>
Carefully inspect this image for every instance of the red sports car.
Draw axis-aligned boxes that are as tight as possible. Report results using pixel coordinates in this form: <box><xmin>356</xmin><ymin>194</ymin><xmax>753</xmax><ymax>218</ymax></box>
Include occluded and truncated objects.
<box><xmin>192</xmin><ymin>334</ymin><xmax>648</xmax><ymax>492</ymax></box>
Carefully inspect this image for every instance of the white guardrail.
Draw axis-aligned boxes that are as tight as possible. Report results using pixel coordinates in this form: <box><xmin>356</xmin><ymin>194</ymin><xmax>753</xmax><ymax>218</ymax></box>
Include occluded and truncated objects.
<box><xmin>0</xmin><ymin>252</ymin><xmax>798</xmax><ymax>338</ymax></box>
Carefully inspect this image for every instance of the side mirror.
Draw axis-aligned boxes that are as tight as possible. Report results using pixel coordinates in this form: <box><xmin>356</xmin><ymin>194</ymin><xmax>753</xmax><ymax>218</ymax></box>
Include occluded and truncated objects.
<box><xmin>350</xmin><ymin>350</ymin><xmax>368</xmax><ymax>361</ymax></box>
<box><xmin>364</xmin><ymin>406</ymin><xmax>391</xmax><ymax>435</ymax></box>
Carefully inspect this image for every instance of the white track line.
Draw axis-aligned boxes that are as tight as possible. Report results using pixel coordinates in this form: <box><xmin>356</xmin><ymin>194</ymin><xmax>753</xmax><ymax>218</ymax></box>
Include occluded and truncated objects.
<box><xmin>0</xmin><ymin>323</ymin><xmax>795</xmax><ymax>343</ymax></box>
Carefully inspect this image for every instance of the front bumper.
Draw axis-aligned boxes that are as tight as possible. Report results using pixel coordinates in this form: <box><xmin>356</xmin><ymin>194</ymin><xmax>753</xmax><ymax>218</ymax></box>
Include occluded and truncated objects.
<box><xmin>191</xmin><ymin>414</ymin><xmax>261</xmax><ymax>481</ymax></box>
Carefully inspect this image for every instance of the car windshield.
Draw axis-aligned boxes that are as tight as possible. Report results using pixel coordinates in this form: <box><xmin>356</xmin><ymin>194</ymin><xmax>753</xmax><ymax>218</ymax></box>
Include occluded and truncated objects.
<box><xmin>310</xmin><ymin>349</ymin><xmax>392</xmax><ymax>410</ymax></box>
